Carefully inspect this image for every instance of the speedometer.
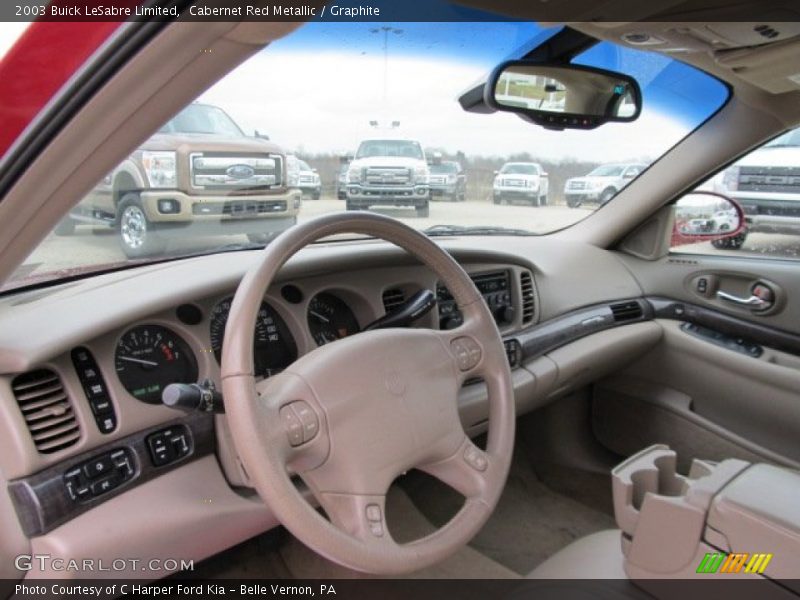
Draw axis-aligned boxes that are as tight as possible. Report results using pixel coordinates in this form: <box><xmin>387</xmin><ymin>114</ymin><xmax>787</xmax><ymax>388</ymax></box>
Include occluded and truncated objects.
<box><xmin>307</xmin><ymin>293</ymin><xmax>360</xmax><ymax>346</ymax></box>
<box><xmin>115</xmin><ymin>325</ymin><xmax>198</xmax><ymax>404</ymax></box>
<box><xmin>210</xmin><ymin>298</ymin><xmax>297</xmax><ymax>378</ymax></box>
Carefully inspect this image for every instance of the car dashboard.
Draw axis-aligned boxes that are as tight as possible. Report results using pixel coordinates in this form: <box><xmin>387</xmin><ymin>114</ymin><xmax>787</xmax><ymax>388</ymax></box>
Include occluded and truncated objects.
<box><xmin>0</xmin><ymin>236</ymin><xmax>660</xmax><ymax>576</ymax></box>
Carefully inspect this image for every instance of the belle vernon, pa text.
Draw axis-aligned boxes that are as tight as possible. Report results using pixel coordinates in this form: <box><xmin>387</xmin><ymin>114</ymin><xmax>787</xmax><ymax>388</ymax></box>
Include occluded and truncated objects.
<box><xmin>16</xmin><ymin>583</ymin><xmax>337</xmax><ymax>596</ymax></box>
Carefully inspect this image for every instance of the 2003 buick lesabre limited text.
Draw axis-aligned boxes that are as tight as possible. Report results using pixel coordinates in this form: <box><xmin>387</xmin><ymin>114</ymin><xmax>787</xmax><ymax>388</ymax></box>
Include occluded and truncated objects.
<box><xmin>15</xmin><ymin>584</ymin><xmax>336</xmax><ymax>596</ymax></box>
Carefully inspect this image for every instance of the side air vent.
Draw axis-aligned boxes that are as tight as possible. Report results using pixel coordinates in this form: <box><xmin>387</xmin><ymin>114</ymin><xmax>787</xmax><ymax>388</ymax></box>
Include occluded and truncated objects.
<box><xmin>610</xmin><ymin>301</ymin><xmax>644</xmax><ymax>322</ymax></box>
<box><xmin>12</xmin><ymin>369</ymin><xmax>80</xmax><ymax>454</ymax></box>
<box><xmin>382</xmin><ymin>288</ymin><xmax>405</xmax><ymax>313</ymax></box>
<box><xmin>520</xmin><ymin>271</ymin><xmax>535</xmax><ymax>324</ymax></box>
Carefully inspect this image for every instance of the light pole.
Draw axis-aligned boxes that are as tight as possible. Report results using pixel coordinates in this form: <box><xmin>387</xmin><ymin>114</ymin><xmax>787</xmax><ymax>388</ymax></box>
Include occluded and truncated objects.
<box><xmin>370</xmin><ymin>26</ymin><xmax>403</xmax><ymax>107</ymax></box>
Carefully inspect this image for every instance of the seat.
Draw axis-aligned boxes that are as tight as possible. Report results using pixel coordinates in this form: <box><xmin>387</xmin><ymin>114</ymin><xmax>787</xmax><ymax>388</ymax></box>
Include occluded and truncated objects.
<box><xmin>526</xmin><ymin>529</ymin><xmax>627</xmax><ymax>579</ymax></box>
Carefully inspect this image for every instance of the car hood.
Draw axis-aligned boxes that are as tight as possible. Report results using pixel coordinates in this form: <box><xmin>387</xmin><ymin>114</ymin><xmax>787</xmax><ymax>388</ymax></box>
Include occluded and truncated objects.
<box><xmin>735</xmin><ymin>146</ymin><xmax>800</xmax><ymax>168</ymax></box>
<box><xmin>567</xmin><ymin>175</ymin><xmax>618</xmax><ymax>184</ymax></box>
<box><xmin>496</xmin><ymin>173</ymin><xmax>539</xmax><ymax>180</ymax></box>
<box><xmin>140</xmin><ymin>133</ymin><xmax>282</xmax><ymax>154</ymax></box>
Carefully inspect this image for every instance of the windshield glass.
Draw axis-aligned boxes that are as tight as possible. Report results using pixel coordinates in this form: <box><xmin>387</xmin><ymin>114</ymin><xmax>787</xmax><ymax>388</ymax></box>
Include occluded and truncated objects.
<box><xmin>588</xmin><ymin>165</ymin><xmax>625</xmax><ymax>177</ymax></box>
<box><xmin>765</xmin><ymin>129</ymin><xmax>800</xmax><ymax>148</ymax></box>
<box><xmin>430</xmin><ymin>162</ymin><xmax>459</xmax><ymax>174</ymax></box>
<box><xmin>158</xmin><ymin>104</ymin><xmax>244</xmax><ymax>136</ymax></box>
<box><xmin>5</xmin><ymin>21</ymin><xmax>728</xmax><ymax>292</ymax></box>
<box><xmin>500</xmin><ymin>163</ymin><xmax>539</xmax><ymax>175</ymax></box>
<box><xmin>355</xmin><ymin>139</ymin><xmax>424</xmax><ymax>160</ymax></box>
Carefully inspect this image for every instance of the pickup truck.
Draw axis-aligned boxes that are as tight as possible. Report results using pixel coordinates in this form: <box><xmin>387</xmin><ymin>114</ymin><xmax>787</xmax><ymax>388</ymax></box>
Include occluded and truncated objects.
<box><xmin>56</xmin><ymin>103</ymin><xmax>301</xmax><ymax>257</ymax></box>
<box><xmin>429</xmin><ymin>159</ymin><xmax>466</xmax><ymax>202</ymax></box>
<box><xmin>564</xmin><ymin>163</ymin><xmax>645</xmax><ymax>207</ymax></box>
<box><xmin>492</xmin><ymin>162</ymin><xmax>548</xmax><ymax>206</ymax></box>
<box><xmin>718</xmin><ymin>127</ymin><xmax>800</xmax><ymax>249</ymax></box>
<box><xmin>345</xmin><ymin>138</ymin><xmax>430</xmax><ymax>217</ymax></box>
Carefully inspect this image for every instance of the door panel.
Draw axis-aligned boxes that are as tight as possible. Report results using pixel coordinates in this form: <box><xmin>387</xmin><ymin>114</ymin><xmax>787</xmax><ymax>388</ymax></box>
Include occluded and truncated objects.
<box><xmin>596</xmin><ymin>252</ymin><xmax>800</xmax><ymax>467</ymax></box>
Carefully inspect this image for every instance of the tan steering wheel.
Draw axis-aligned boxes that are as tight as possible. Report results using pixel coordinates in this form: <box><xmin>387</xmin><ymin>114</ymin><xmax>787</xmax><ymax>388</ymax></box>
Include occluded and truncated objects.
<box><xmin>221</xmin><ymin>213</ymin><xmax>515</xmax><ymax>575</ymax></box>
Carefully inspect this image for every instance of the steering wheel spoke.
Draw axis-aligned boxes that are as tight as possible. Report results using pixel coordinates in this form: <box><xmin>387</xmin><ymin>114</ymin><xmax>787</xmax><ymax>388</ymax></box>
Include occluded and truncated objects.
<box><xmin>418</xmin><ymin>436</ymin><xmax>492</xmax><ymax>500</ymax></box>
<box><xmin>314</xmin><ymin>490</ymin><xmax>397</xmax><ymax>547</ymax></box>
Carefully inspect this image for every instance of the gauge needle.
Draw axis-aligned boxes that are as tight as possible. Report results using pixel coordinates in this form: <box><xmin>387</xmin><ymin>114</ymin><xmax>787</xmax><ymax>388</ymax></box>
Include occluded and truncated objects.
<box><xmin>118</xmin><ymin>356</ymin><xmax>158</xmax><ymax>367</ymax></box>
<box><xmin>309</xmin><ymin>310</ymin><xmax>330</xmax><ymax>323</ymax></box>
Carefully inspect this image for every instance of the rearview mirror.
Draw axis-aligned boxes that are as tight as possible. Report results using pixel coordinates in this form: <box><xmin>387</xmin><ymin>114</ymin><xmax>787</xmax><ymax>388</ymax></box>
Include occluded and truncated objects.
<box><xmin>485</xmin><ymin>61</ymin><xmax>642</xmax><ymax>130</ymax></box>
<box><xmin>673</xmin><ymin>192</ymin><xmax>745</xmax><ymax>242</ymax></box>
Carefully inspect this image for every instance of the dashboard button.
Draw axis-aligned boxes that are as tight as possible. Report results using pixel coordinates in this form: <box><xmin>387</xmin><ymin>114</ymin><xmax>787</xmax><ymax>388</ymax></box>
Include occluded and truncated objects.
<box><xmin>82</xmin><ymin>456</ymin><xmax>114</xmax><ymax>479</ymax></box>
<box><xmin>279</xmin><ymin>405</ymin><xmax>304</xmax><ymax>446</ymax></box>
<box><xmin>90</xmin><ymin>474</ymin><xmax>119</xmax><ymax>496</ymax></box>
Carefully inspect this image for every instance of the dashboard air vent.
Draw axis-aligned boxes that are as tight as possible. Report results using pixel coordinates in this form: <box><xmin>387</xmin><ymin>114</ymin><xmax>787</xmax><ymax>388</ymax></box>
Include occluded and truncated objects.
<box><xmin>12</xmin><ymin>369</ymin><xmax>80</xmax><ymax>454</ymax></box>
<box><xmin>610</xmin><ymin>301</ymin><xmax>644</xmax><ymax>322</ymax></box>
<box><xmin>520</xmin><ymin>271</ymin><xmax>535</xmax><ymax>324</ymax></box>
<box><xmin>382</xmin><ymin>288</ymin><xmax>405</xmax><ymax>313</ymax></box>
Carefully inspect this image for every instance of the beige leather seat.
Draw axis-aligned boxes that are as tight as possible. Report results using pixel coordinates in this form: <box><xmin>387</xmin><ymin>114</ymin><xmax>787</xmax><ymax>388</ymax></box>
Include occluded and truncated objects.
<box><xmin>527</xmin><ymin>530</ymin><xmax>626</xmax><ymax>578</ymax></box>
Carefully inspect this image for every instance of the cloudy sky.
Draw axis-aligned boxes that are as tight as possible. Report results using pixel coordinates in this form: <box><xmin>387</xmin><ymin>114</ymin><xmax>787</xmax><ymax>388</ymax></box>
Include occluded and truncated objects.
<box><xmin>198</xmin><ymin>22</ymin><xmax>728</xmax><ymax>163</ymax></box>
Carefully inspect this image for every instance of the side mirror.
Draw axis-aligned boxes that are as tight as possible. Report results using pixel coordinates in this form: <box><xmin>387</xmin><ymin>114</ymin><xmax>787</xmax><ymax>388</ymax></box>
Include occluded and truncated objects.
<box><xmin>541</xmin><ymin>172</ymin><xmax>548</xmax><ymax>178</ymax></box>
<box><xmin>673</xmin><ymin>192</ymin><xmax>745</xmax><ymax>243</ymax></box>
<box><xmin>253</xmin><ymin>129</ymin><xmax>270</xmax><ymax>140</ymax></box>
<box><xmin>485</xmin><ymin>61</ymin><xmax>642</xmax><ymax>130</ymax></box>
<box><xmin>493</xmin><ymin>170</ymin><xmax>499</xmax><ymax>176</ymax></box>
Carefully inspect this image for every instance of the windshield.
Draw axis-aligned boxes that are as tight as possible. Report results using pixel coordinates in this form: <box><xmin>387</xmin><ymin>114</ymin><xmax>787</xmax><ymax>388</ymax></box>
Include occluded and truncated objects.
<box><xmin>158</xmin><ymin>104</ymin><xmax>244</xmax><ymax>137</ymax></box>
<box><xmin>5</xmin><ymin>21</ymin><xmax>728</xmax><ymax>293</ymax></box>
<box><xmin>588</xmin><ymin>165</ymin><xmax>625</xmax><ymax>177</ymax></box>
<box><xmin>765</xmin><ymin>129</ymin><xmax>800</xmax><ymax>148</ymax></box>
<box><xmin>355</xmin><ymin>140</ymin><xmax>424</xmax><ymax>160</ymax></box>
<box><xmin>500</xmin><ymin>163</ymin><xmax>539</xmax><ymax>175</ymax></box>
<box><xmin>430</xmin><ymin>162</ymin><xmax>459</xmax><ymax>174</ymax></box>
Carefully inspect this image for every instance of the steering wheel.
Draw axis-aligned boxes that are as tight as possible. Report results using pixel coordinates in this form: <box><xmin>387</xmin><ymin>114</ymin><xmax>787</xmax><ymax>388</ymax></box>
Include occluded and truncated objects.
<box><xmin>221</xmin><ymin>213</ymin><xmax>515</xmax><ymax>575</ymax></box>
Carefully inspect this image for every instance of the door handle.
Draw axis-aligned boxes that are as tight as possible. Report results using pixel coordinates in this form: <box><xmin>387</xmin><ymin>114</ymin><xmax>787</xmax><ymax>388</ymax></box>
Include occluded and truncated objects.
<box><xmin>716</xmin><ymin>290</ymin><xmax>771</xmax><ymax>310</ymax></box>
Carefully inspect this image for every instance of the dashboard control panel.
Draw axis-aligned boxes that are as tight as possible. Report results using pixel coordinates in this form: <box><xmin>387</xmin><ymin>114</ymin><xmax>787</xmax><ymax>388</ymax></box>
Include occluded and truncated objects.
<box><xmin>71</xmin><ymin>346</ymin><xmax>117</xmax><ymax>434</ymax></box>
<box><xmin>147</xmin><ymin>425</ymin><xmax>192</xmax><ymax>467</ymax></box>
<box><xmin>437</xmin><ymin>270</ymin><xmax>514</xmax><ymax>330</ymax></box>
<box><xmin>63</xmin><ymin>447</ymin><xmax>135</xmax><ymax>503</ymax></box>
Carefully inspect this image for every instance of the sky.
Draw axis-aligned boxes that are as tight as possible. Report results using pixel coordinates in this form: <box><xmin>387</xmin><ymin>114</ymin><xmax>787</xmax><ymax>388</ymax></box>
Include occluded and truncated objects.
<box><xmin>196</xmin><ymin>21</ymin><xmax>729</xmax><ymax>163</ymax></box>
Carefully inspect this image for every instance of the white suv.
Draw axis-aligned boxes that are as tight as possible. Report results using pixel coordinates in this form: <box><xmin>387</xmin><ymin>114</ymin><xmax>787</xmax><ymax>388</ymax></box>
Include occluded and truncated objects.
<box><xmin>564</xmin><ymin>163</ymin><xmax>646</xmax><ymax>207</ymax></box>
<box><xmin>492</xmin><ymin>162</ymin><xmax>549</xmax><ymax>206</ymax></box>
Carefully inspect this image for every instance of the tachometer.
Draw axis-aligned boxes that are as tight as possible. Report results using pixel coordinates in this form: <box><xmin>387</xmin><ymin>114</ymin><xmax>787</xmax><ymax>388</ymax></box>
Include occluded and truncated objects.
<box><xmin>115</xmin><ymin>325</ymin><xmax>198</xmax><ymax>404</ymax></box>
<box><xmin>307</xmin><ymin>293</ymin><xmax>360</xmax><ymax>346</ymax></box>
<box><xmin>210</xmin><ymin>298</ymin><xmax>297</xmax><ymax>378</ymax></box>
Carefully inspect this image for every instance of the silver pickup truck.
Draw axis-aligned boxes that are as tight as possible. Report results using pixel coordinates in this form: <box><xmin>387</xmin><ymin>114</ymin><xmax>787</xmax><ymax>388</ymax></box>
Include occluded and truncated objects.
<box><xmin>344</xmin><ymin>138</ymin><xmax>430</xmax><ymax>217</ymax></box>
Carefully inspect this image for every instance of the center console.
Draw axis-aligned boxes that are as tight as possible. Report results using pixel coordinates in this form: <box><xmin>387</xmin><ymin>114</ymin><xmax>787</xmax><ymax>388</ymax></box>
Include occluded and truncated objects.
<box><xmin>612</xmin><ymin>445</ymin><xmax>800</xmax><ymax>587</ymax></box>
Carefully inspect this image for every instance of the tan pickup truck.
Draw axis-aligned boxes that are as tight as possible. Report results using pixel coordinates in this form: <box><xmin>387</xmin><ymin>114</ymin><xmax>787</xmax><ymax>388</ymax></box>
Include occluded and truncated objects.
<box><xmin>57</xmin><ymin>103</ymin><xmax>302</xmax><ymax>257</ymax></box>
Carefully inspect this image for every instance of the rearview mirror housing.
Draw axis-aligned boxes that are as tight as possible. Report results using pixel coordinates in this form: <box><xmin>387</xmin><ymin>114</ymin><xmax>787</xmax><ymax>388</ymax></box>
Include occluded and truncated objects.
<box><xmin>484</xmin><ymin>61</ymin><xmax>642</xmax><ymax>130</ymax></box>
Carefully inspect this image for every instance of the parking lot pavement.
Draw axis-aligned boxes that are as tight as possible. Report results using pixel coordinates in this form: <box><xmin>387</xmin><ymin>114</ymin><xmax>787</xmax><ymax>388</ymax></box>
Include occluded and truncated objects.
<box><xmin>12</xmin><ymin>196</ymin><xmax>800</xmax><ymax>286</ymax></box>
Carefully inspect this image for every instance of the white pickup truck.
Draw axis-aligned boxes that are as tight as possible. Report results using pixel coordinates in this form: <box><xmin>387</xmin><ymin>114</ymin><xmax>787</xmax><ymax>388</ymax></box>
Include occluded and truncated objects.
<box><xmin>718</xmin><ymin>127</ymin><xmax>800</xmax><ymax>249</ymax></box>
<box><xmin>345</xmin><ymin>138</ymin><xmax>430</xmax><ymax>217</ymax></box>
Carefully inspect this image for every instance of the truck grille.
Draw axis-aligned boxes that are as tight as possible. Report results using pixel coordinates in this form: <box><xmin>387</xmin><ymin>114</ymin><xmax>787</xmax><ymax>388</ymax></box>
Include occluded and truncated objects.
<box><xmin>192</xmin><ymin>200</ymin><xmax>287</xmax><ymax>216</ymax></box>
<box><xmin>430</xmin><ymin>176</ymin><xmax>446</xmax><ymax>185</ymax></box>
<box><xmin>568</xmin><ymin>181</ymin><xmax>586</xmax><ymax>190</ymax></box>
<box><xmin>190</xmin><ymin>153</ymin><xmax>282</xmax><ymax>190</ymax></box>
<box><xmin>364</xmin><ymin>166</ymin><xmax>412</xmax><ymax>186</ymax></box>
<box><xmin>738</xmin><ymin>166</ymin><xmax>800</xmax><ymax>194</ymax></box>
<box><xmin>501</xmin><ymin>178</ymin><xmax>525</xmax><ymax>187</ymax></box>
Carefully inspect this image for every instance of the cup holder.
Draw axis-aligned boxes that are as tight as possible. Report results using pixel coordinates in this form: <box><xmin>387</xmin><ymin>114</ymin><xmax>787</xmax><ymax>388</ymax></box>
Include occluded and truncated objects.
<box><xmin>612</xmin><ymin>444</ymin><xmax>688</xmax><ymax>536</ymax></box>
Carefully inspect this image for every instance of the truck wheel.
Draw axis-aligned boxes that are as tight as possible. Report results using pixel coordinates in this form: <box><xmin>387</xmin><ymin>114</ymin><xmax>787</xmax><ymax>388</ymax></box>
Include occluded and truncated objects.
<box><xmin>566</xmin><ymin>197</ymin><xmax>582</xmax><ymax>208</ymax></box>
<box><xmin>712</xmin><ymin>231</ymin><xmax>747</xmax><ymax>250</ymax></box>
<box><xmin>416</xmin><ymin>203</ymin><xmax>430</xmax><ymax>218</ymax></box>
<box><xmin>312</xmin><ymin>191</ymin><xmax>321</xmax><ymax>200</ymax></box>
<box><xmin>54</xmin><ymin>216</ymin><xmax>76</xmax><ymax>236</ymax></box>
<box><xmin>346</xmin><ymin>199</ymin><xmax>359</xmax><ymax>211</ymax></box>
<box><xmin>599</xmin><ymin>188</ymin><xmax>616</xmax><ymax>205</ymax></box>
<box><xmin>493</xmin><ymin>194</ymin><xmax>501</xmax><ymax>205</ymax></box>
<box><xmin>117</xmin><ymin>194</ymin><xmax>165</xmax><ymax>258</ymax></box>
<box><xmin>539</xmin><ymin>192</ymin><xmax>548</xmax><ymax>206</ymax></box>
<box><xmin>529</xmin><ymin>196</ymin><xmax>540</xmax><ymax>207</ymax></box>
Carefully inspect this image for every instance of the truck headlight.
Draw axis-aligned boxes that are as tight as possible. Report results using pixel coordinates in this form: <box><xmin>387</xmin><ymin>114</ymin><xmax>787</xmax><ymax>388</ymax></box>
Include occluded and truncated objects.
<box><xmin>414</xmin><ymin>165</ymin><xmax>429</xmax><ymax>184</ymax></box>
<box><xmin>348</xmin><ymin>166</ymin><xmax>362</xmax><ymax>183</ymax></box>
<box><xmin>142</xmin><ymin>151</ymin><xmax>177</xmax><ymax>188</ymax></box>
<box><xmin>446</xmin><ymin>175</ymin><xmax>456</xmax><ymax>184</ymax></box>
